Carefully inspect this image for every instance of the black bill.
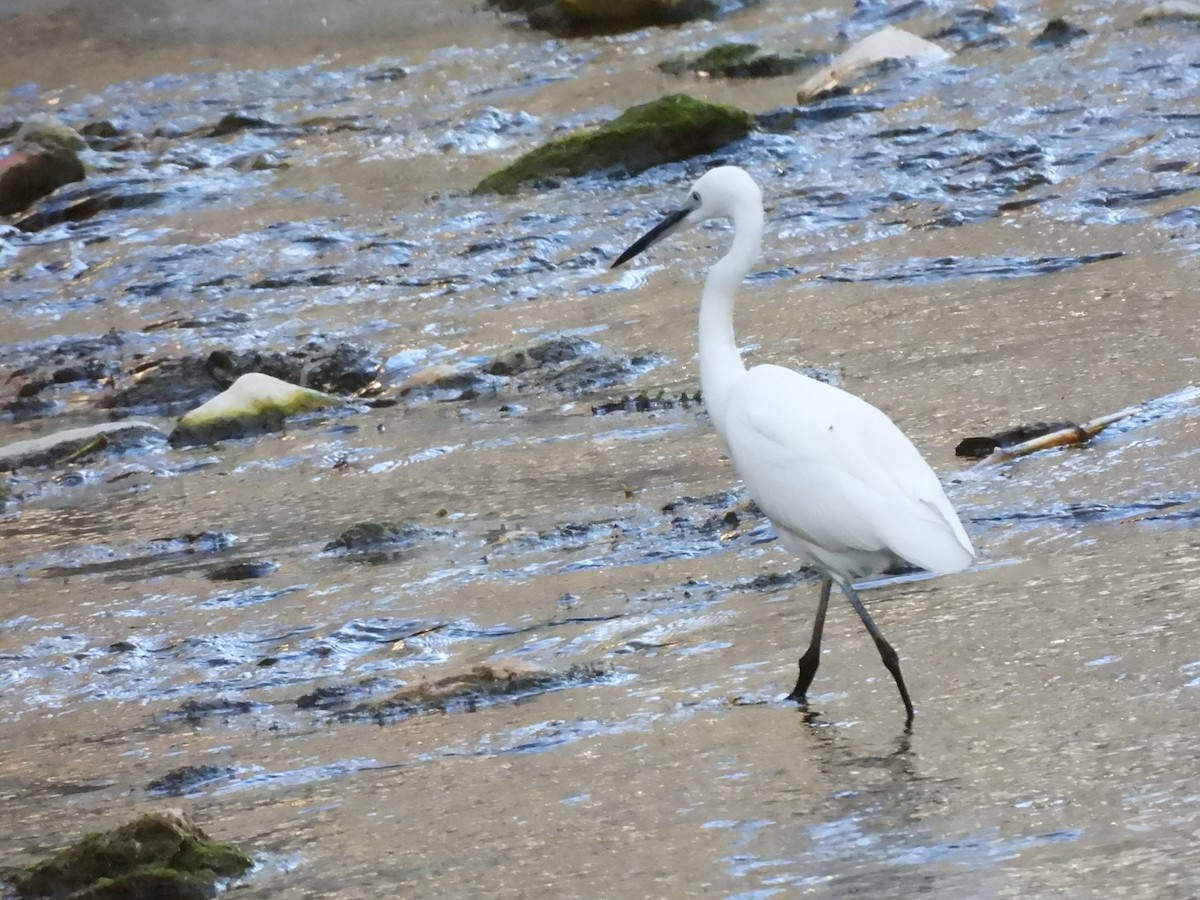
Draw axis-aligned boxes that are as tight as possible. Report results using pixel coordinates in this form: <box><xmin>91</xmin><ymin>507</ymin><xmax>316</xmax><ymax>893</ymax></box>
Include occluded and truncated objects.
<box><xmin>611</xmin><ymin>205</ymin><xmax>691</xmax><ymax>268</ymax></box>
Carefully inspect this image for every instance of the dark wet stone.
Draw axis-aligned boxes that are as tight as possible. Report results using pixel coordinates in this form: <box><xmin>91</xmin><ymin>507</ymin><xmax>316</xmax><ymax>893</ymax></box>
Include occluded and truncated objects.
<box><xmin>168</xmin><ymin>698</ymin><xmax>257</xmax><ymax>724</ymax></box>
<box><xmin>0</xmin><ymin>149</ymin><xmax>85</xmax><ymax>216</ymax></box>
<box><xmin>659</xmin><ymin>491</ymin><xmax>772</xmax><ymax>549</ymax></box>
<box><xmin>325</xmin><ymin>521</ymin><xmax>435</xmax><ymax>554</ymax></box>
<box><xmin>343</xmin><ymin>660</ymin><xmax>610</xmax><ymax>724</ymax></box>
<box><xmin>399</xmin><ymin>335</ymin><xmax>658</xmax><ymax>402</ymax></box>
<box><xmin>144</xmin><ymin>311</ymin><xmax>253</xmax><ymax>333</ymax></box>
<box><xmin>199</xmin><ymin>112</ymin><xmax>282</xmax><ymax>138</ymax></box>
<box><xmin>756</xmin><ymin>101</ymin><xmax>887</xmax><ymax>133</ymax></box>
<box><xmin>1030</xmin><ymin>18</ymin><xmax>1089</xmax><ymax>48</ymax></box>
<box><xmin>491</xmin><ymin>0</ymin><xmax>719</xmax><ymax>36</ymax></box>
<box><xmin>486</xmin><ymin>334</ymin><xmax>661</xmax><ymax>395</ymax></box>
<box><xmin>0</xmin><ymin>422</ymin><xmax>164</xmax><ymax>473</ymax></box>
<box><xmin>659</xmin><ymin>43</ymin><xmax>824</xmax><ymax>79</ymax></box>
<box><xmin>13</xmin><ymin>181</ymin><xmax>165</xmax><ymax>233</ymax></box>
<box><xmin>364</xmin><ymin>65</ymin><xmax>409</xmax><ymax>83</ymax></box>
<box><xmin>591</xmin><ymin>388</ymin><xmax>702</xmax><ymax>415</ymax></box>
<box><xmin>661</xmin><ymin>490</ymin><xmax>742</xmax><ymax>516</ymax></box>
<box><xmin>736</xmin><ymin>571</ymin><xmax>803</xmax><ymax>592</ymax></box>
<box><xmin>474</xmin><ymin>94</ymin><xmax>755</xmax><ymax>195</ymax></box>
<box><xmin>296</xmin><ymin>679</ymin><xmax>388</xmax><ymax>710</ymax></box>
<box><xmin>1</xmin><ymin>334</ymin><xmax>127</xmax><ymax>399</ymax></box>
<box><xmin>241</xmin><ymin>342</ymin><xmax>381</xmax><ymax>395</ymax></box>
<box><xmin>851</xmin><ymin>0</ymin><xmax>926</xmax><ymax>26</ymax></box>
<box><xmin>206</xmin><ymin>560</ymin><xmax>279</xmax><ymax>581</ymax></box>
<box><xmin>820</xmin><ymin>251</ymin><xmax>1124</xmax><ymax>285</ymax></box>
<box><xmin>548</xmin><ymin>351</ymin><xmax>659</xmax><ymax>394</ymax></box>
<box><xmin>100</xmin><ymin>340</ymin><xmax>382</xmax><ymax>415</ymax></box>
<box><xmin>146</xmin><ymin>764</ymin><xmax>235</xmax><ymax>796</ymax></box>
<box><xmin>226</xmin><ymin>150</ymin><xmax>290</xmax><ymax>171</ymax></box>
<box><xmin>11</xmin><ymin>810</ymin><xmax>251</xmax><ymax>900</ymax></box>
<box><xmin>955</xmin><ymin>422</ymin><xmax>1077</xmax><ymax>458</ymax></box>
<box><xmin>149</xmin><ymin>530</ymin><xmax>237</xmax><ymax>554</ymax></box>
<box><xmin>78</xmin><ymin>120</ymin><xmax>135</xmax><ymax>152</ymax></box>
<box><xmin>98</xmin><ymin>353</ymin><xmax>232</xmax><ymax>415</ymax></box>
<box><xmin>925</xmin><ymin>3</ymin><xmax>1018</xmax><ymax>50</ymax></box>
<box><xmin>487</xmin><ymin>334</ymin><xmax>595</xmax><ymax>375</ymax></box>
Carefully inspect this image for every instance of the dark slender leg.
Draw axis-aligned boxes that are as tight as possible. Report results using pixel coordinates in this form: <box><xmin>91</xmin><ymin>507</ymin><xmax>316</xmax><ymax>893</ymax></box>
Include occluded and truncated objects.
<box><xmin>841</xmin><ymin>582</ymin><xmax>915</xmax><ymax>722</ymax></box>
<box><xmin>786</xmin><ymin>577</ymin><xmax>833</xmax><ymax>703</ymax></box>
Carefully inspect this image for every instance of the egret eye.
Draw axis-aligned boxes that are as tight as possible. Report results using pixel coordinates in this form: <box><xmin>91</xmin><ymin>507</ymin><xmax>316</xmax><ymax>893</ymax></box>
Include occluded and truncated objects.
<box><xmin>691</xmin><ymin>191</ymin><xmax>701</xmax><ymax>203</ymax></box>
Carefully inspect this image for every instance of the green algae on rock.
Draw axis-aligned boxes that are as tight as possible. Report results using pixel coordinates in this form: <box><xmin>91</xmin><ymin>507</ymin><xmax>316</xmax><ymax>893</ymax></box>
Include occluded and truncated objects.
<box><xmin>659</xmin><ymin>43</ymin><xmax>823</xmax><ymax>78</ymax></box>
<box><xmin>169</xmin><ymin>372</ymin><xmax>341</xmax><ymax>446</ymax></box>
<box><xmin>473</xmin><ymin>94</ymin><xmax>755</xmax><ymax>195</ymax></box>
<box><xmin>11</xmin><ymin>810</ymin><xmax>252</xmax><ymax>899</ymax></box>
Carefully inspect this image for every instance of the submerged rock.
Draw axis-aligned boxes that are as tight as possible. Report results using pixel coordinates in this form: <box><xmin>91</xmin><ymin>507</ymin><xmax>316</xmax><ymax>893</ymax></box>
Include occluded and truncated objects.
<box><xmin>100</xmin><ymin>341</ymin><xmax>382</xmax><ymax>415</ymax></box>
<box><xmin>0</xmin><ymin>150</ymin><xmax>85</xmax><ymax>217</ymax></box>
<box><xmin>11</xmin><ymin>810</ymin><xmax>251</xmax><ymax>899</ymax></box>
<box><xmin>1137</xmin><ymin>1</ymin><xmax>1200</xmax><ymax>22</ymax></box>
<box><xmin>12</xmin><ymin>180</ymin><xmax>165</xmax><ymax>232</ymax></box>
<box><xmin>345</xmin><ymin>659</ymin><xmax>609</xmax><ymax>723</ymax></box>
<box><xmin>397</xmin><ymin>334</ymin><xmax>659</xmax><ymax>401</ymax></box>
<box><xmin>659</xmin><ymin>43</ymin><xmax>823</xmax><ymax>78</ymax></box>
<box><xmin>325</xmin><ymin>521</ymin><xmax>438</xmax><ymax>554</ymax></box>
<box><xmin>1030</xmin><ymin>18</ymin><xmax>1089</xmax><ymax>48</ymax></box>
<box><xmin>797</xmin><ymin>26</ymin><xmax>951</xmax><ymax>102</ymax></box>
<box><xmin>474</xmin><ymin>94</ymin><xmax>755</xmax><ymax>194</ymax></box>
<box><xmin>206</xmin><ymin>559</ymin><xmax>279</xmax><ymax>581</ymax></box>
<box><xmin>490</xmin><ymin>0</ymin><xmax>718</xmax><ymax>35</ymax></box>
<box><xmin>486</xmin><ymin>334</ymin><xmax>659</xmax><ymax>394</ymax></box>
<box><xmin>146</xmin><ymin>765</ymin><xmax>236</xmax><ymax>796</ymax></box>
<box><xmin>925</xmin><ymin>4</ymin><xmax>1018</xmax><ymax>51</ymax></box>
<box><xmin>0</xmin><ymin>421</ymin><xmax>164</xmax><ymax>472</ymax></box>
<box><xmin>169</xmin><ymin>373</ymin><xmax>342</xmax><ymax>446</ymax></box>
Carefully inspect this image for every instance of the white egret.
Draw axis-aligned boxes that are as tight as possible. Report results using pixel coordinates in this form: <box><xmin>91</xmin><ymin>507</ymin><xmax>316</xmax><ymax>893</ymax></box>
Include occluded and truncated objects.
<box><xmin>612</xmin><ymin>166</ymin><xmax>974</xmax><ymax>721</ymax></box>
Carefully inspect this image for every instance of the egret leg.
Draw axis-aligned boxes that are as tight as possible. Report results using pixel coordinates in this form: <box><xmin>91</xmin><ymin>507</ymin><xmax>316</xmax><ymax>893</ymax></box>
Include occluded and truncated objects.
<box><xmin>786</xmin><ymin>577</ymin><xmax>833</xmax><ymax>704</ymax></box>
<box><xmin>841</xmin><ymin>583</ymin><xmax>915</xmax><ymax>722</ymax></box>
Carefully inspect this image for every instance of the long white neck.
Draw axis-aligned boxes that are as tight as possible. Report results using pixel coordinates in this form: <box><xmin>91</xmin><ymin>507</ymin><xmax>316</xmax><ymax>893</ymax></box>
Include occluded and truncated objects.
<box><xmin>699</xmin><ymin>202</ymin><xmax>763</xmax><ymax>441</ymax></box>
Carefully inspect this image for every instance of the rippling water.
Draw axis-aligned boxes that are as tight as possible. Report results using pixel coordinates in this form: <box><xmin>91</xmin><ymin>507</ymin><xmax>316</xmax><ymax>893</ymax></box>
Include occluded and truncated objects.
<box><xmin>2</xmin><ymin>1</ymin><xmax>1199</xmax><ymax>897</ymax></box>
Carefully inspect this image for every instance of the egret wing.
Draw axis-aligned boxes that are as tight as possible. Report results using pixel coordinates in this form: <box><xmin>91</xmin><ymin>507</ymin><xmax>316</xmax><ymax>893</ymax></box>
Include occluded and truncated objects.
<box><xmin>722</xmin><ymin>365</ymin><xmax>974</xmax><ymax>573</ymax></box>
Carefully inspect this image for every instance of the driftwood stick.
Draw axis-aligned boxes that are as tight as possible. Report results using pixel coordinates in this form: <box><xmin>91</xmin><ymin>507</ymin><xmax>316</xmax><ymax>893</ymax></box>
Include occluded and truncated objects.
<box><xmin>974</xmin><ymin>406</ymin><xmax>1141</xmax><ymax>466</ymax></box>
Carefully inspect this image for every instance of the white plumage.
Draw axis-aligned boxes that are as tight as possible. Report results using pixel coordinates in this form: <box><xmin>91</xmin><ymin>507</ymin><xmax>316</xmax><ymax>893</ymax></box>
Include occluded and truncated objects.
<box><xmin>613</xmin><ymin>165</ymin><xmax>974</xmax><ymax>720</ymax></box>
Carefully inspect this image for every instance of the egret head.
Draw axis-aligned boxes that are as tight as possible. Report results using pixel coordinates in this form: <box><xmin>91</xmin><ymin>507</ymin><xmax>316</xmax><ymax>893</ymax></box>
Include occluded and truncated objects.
<box><xmin>611</xmin><ymin>166</ymin><xmax>760</xmax><ymax>268</ymax></box>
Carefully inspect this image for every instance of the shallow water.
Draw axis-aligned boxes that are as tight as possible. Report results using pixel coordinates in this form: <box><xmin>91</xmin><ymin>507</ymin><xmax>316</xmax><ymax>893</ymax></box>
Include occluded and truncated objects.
<box><xmin>2</xmin><ymin>1</ymin><xmax>1200</xmax><ymax>897</ymax></box>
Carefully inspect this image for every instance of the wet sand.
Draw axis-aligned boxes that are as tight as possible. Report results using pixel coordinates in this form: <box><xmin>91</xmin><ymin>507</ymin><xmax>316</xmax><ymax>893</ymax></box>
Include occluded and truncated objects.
<box><xmin>2</xmin><ymin>1</ymin><xmax>1200</xmax><ymax>897</ymax></box>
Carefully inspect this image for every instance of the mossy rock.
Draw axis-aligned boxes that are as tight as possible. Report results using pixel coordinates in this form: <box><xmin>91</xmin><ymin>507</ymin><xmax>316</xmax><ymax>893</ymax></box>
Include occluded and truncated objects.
<box><xmin>474</xmin><ymin>93</ymin><xmax>755</xmax><ymax>195</ymax></box>
<box><xmin>13</xmin><ymin>811</ymin><xmax>252</xmax><ymax>899</ymax></box>
<box><xmin>169</xmin><ymin>372</ymin><xmax>341</xmax><ymax>446</ymax></box>
<box><xmin>659</xmin><ymin>43</ymin><xmax>824</xmax><ymax>78</ymax></box>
